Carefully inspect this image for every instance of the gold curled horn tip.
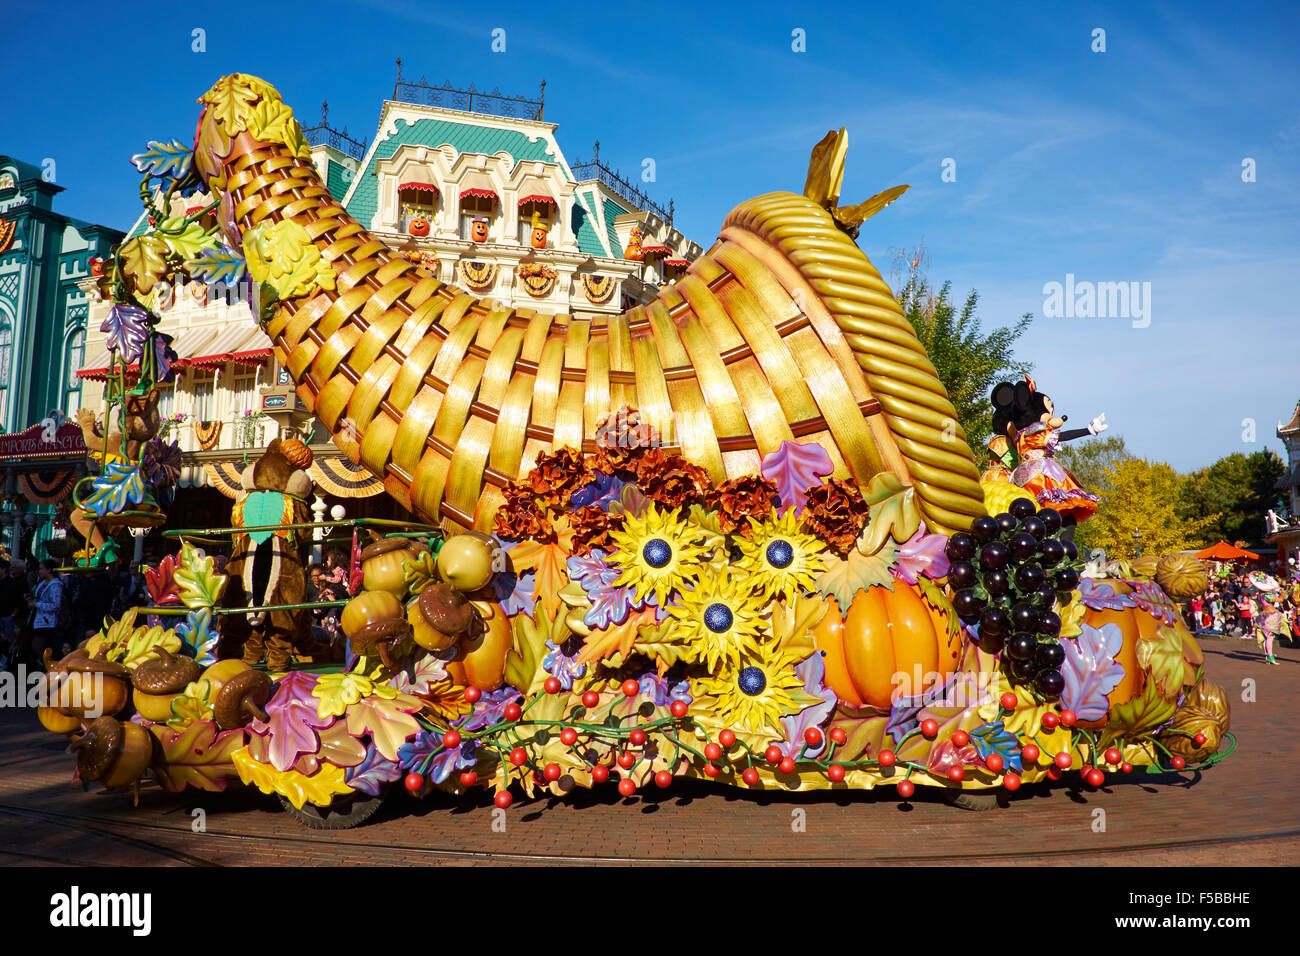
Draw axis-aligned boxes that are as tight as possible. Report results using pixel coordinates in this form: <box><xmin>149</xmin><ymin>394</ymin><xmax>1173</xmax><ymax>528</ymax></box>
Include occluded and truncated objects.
<box><xmin>803</xmin><ymin>127</ymin><xmax>849</xmax><ymax>207</ymax></box>
<box><xmin>830</xmin><ymin>185</ymin><xmax>911</xmax><ymax>238</ymax></box>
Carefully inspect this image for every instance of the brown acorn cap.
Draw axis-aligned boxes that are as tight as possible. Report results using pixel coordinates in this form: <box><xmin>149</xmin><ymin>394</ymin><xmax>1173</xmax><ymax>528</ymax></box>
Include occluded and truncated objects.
<box><xmin>61</xmin><ymin>652</ymin><xmax>130</xmax><ymax>680</ymax></box>
<box><xmin>213</xmin><ymin>669</ymin><xmax>273</xmax><ymax>729</ymax></box>
<box><xmin>348</xmin><ymin>617</ymin><xmax>412</xmax><ymax>670</ymax></box>
<box><xmin>361</xmin><ymin>536</ymin><xmax>413</xmax><ymax>562</ymax></box>
<box><xmin>70</xmin><ymin>716</ymin><xmax>123</xmax><ymax>781</ymax></box>
<box><xmin>418</xmin><ymin>582</ymin><xmax>480</xmax><ymax>637</ymax></box>
<box><xmin>131</xmin><ymin>648</ymin><xmax>202</xmax><ymax>695</ymax></box>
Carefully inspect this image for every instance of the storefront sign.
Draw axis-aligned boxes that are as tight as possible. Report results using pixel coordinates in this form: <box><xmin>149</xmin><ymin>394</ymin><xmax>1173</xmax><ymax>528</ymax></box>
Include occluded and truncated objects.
<box><xmin>0</xmin><ymin>421</ymin><xmax>87</xmax><ymax>460</ymax></box>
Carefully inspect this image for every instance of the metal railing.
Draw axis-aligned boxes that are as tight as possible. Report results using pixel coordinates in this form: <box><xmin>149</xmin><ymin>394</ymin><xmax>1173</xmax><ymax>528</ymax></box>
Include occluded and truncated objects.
<box><xmin>302</xmin><ymin>124</ymin><xmax>368</xmax><ymax>161</ymax></box>
<box><xmin>570</xmin><ymin>157</ymin><xmax>673</xmax><ymax>225</ymax></box>
<box><xmin>392</xmin><ymin>76</ymin><xmax>545</xmax><ymax>121</ymax></box>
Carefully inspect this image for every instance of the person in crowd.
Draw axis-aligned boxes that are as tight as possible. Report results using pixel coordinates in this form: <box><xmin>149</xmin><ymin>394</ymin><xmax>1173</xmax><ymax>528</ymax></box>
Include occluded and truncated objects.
<box><xmin>0</xmin><ymin>561</ymin><xmax>30</xmax><ymax>669</ymax></box>
<box><xmin>23</xmin><ymin>559</ymin><xmax>65</xmax><ymax>669</ymax></box>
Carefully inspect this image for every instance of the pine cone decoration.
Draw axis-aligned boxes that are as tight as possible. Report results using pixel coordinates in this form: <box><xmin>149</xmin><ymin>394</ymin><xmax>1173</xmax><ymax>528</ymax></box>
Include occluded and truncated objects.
<box><xmin>635</xmin><ymin>448</ymin><xmax>712</xmax><ymax>508</ymax></box>
<box><xmin>802</xmin><ymin>478</ymin><xmax>870</xmax><ymax>555</ymax></box>
<box><xmin>524</xmin><ymin>448</ymin><xmax>591</xmax><ymax>505</ymax></box>
<box><xmin>570</xmin><ymin>505</ymin><xmax>625</xmax><ymax>555</ymax></box>
<box><xmin>708</xmin><ymin>475</ymin><xmax>780</xmax><ymax>534</ymax></box>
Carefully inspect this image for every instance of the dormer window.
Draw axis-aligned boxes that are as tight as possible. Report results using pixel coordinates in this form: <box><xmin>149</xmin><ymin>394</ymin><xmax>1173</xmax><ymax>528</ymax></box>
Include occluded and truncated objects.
<box><xmin>398</xmin><ymin>181</ymin><xmax>439</xmax><ymax>236</ymax></box>
<box><xmin>459</xmin><ymin>187</ymin><xmax>498</xmax><ymax>240</ymax></box>
<box><xmin>518</xmin><ymin>195</ymin><xmax>556</xmax><ymax>247</ymax></box>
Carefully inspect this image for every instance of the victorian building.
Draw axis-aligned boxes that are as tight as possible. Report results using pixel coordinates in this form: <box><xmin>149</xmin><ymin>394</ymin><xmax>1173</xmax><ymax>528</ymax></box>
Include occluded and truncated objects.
<box><xmin>1267</xmin><ymin>401</ymin><xmax>1300</xmax><ymax>572</ymax></box>
<box><xmin>77</xmin><ymin>77</ymin><xmax>700</xmax><ymax>555</ymax></box>
<box><xmin>0</xmin><ymin>155</ymin><xmax>123</xmax><ymax>560</ymax></box>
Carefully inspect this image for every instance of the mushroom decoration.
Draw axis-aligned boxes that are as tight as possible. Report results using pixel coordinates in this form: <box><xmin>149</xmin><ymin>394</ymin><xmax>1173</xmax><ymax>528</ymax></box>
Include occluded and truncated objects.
<box><xmin>131</xmin><ymin>648</ymin><xmax>202</xmax><ymax>722</ymax></box>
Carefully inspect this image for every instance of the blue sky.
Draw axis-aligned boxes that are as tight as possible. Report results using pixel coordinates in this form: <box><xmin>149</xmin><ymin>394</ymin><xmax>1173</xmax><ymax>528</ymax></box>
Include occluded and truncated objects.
<box><xmin>2</xmin><ymin>0</ymin><xmax>1296</xmax><ymax>472</ymax></box>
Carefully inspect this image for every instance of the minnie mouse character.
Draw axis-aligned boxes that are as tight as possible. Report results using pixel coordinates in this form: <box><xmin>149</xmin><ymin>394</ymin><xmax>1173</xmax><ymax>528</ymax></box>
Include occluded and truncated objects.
<box><xmin>990</xmin><ymin>376</ymin><xmax>1107</xmax><ymax>527</ymax></box>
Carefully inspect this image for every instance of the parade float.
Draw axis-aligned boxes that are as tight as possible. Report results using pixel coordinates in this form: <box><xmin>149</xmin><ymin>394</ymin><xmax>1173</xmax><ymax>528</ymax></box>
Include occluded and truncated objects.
<box><xmin>35</xmin><ymin>74</ymin><xmax>1233</xmax><ymax>827</ymax></box>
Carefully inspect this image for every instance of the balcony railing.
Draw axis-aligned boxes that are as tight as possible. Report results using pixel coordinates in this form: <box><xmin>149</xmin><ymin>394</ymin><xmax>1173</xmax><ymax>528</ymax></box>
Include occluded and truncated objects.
<box><xmin>302</xmin><ymin>124</ymin><xmax>367</xmax><ymax>161</ymax></box>
<box><xmin>570</xmin><ymin>156</ymin><xmax>673</xmax><ymax>226</ymax></box>
<box><xmin>392</xmin><ymin>76</ymin><xmax>545</xmax><ymax>121</ymax></box>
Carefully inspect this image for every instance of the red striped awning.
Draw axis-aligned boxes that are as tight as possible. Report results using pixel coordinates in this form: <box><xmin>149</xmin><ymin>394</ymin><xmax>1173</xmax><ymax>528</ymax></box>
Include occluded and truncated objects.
<box><xmin>664</xmin><ymin>258</ymin><xmax>690</xmax><ymax>267</ymax></box>
<box><xmin>518</xmin><ymin>194</ymin><xmax>557</xmax><ymax>208</ymax></box>
<box><xmin>399</xmin><ymin>181</ymin><xmax>440</xmax><ymax>195</ymax></box>
<box><xmin>460</xmin><ymin>187</ymin><xmax>498</xmax><ymax>202</ymax></box>
<box><xmin>641</xmin><ymin>244</ymin><xmax>671</xmax><ymax>256</ymax></box>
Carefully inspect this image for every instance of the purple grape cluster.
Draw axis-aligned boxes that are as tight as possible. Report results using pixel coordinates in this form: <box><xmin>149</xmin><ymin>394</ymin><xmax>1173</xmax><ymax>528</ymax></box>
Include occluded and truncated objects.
<box><xmin>944</xmin><ymin>497</ymin><xmax>1080</xmax><ymax>700</ymax></box>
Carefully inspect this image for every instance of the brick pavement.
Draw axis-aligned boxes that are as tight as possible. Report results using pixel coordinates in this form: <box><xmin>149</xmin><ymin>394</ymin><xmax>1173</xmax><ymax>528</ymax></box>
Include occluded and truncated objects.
<box><xmin>1</xmin><ymin>636</ymin><xmax>1295</xmax><ymax>865</ymax></box>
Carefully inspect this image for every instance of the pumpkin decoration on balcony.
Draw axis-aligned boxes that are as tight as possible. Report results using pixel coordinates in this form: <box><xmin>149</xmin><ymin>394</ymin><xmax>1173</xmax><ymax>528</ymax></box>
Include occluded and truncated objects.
<box><xmin>623</xmin><ymin>224</ymin><xmax>644</xmax><ymax>261</ymax></box>
<box><xmin>471</xmin><ymin>216</ymin><xmax>489</xmax><ymax>243</ymax></box>
<box><xmin>529</xmin><ymin>210</ymin><xmax>549</xmax><ymax>249</ymax></box>
<box><xmin>407</xmin><ymin>216</ymin><xmax>430</xmax><ymax>237</ymax></box>
<box><xmin>813</xmin><ymin>583</ymin><xmax>961</xmax><ymax>709</ymax></box>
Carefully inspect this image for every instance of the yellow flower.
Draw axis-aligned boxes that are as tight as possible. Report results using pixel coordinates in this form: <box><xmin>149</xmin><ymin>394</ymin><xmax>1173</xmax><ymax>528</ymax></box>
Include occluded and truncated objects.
<box><xmin>736</xmin><ymin>509</ymin><xmax>827</xmax><ymax>603</ymax></box>
<box><xmin>694</xmin><ymin>645</ymin><xmax>814</xmax><ymax>742</ymax></box>
<box><xmin>608</xmin><ymin>503</ymin><xmax>708</xmax><ymax>606</ymax></box>
<box><xmin>669</xmin><ymin>567</ymin><xmax>766</xmax><ymax>670</ymax></box>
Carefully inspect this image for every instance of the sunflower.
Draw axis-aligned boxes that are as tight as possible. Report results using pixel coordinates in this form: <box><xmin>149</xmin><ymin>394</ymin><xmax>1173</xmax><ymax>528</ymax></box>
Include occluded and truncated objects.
<box><xmin>735</xmin><ymin>509</ymin><xmax>827</xmax><ymax>603</ymax></box>
<box><xmin>694</xmin><ymin>645</ymin><xmax>813</xmax><ymax>741</ymax></box>
<box><xmin>669</xmin><ymin>567</ymin><xmax>767</xmax><ymax>670</ymax></box>
<box><xmin>607</xmin><ymin>503</ymin><xmax>708</xmax><ymax>606</ymax></box>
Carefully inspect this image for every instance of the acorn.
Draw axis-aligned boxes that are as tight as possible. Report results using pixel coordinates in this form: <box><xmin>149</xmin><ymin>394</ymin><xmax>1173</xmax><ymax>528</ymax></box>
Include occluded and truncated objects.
<box><xmin>361</xmin><ymin>536</ymin><xmax>415</xmax><ymax>599</ymax></box>
<box><xmin>47</xmin><ymin>649</ymin><xmax>131</xmax><ymax>719</ymax></box>
<box><xmin>70</xmin><ymin>716</ymin><xmax>153</xmax><ymax>788</ymax></box>
<box><xmin>342</xmin><ymin>590</ymin><xmax>410</xmax><ymax>668</ymax></box>
<box><xmin>212</xmin><ymin>669</ymin><xmax>273</xmax><ymax>729</ymax></box>
<box><xmin>408</xmin><ymin>582</ymin><xmax>482</xmax><ymax>652</ymax></box>
<box><xmin>130</xmin><ymin>648</ymin><xmax>203</xmax><ymax>722</ymax></box>
<box><xmin>436</xmin><ymin>533</ymin><xmax>497</xmax><ymax>592</ymax></box>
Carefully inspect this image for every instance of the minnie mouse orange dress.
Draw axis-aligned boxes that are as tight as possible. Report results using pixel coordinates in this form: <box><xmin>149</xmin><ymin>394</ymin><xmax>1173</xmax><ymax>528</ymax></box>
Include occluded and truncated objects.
<box><xmin>1009</xmin><ymin>422</ymin><xmax>1100</xmax><ymax>521</ymax></box>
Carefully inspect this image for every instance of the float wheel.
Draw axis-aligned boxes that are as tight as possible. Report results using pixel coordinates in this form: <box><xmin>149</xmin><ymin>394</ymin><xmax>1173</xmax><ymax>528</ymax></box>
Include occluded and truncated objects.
<box><xmin>278</xmin><ymin>785</ymin><xmax>390</xmax><ymax>829</ymax></box>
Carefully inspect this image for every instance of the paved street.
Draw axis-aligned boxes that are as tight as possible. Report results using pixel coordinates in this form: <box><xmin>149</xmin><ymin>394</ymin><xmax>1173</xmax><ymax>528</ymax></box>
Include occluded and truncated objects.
<box><xmin>2</xmin><ymin>636</ymin><xmax>1296</xmax><ymax>866</ymax></box>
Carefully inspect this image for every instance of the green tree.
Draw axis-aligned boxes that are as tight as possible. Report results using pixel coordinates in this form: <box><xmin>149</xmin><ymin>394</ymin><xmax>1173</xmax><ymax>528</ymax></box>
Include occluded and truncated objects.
<box><xmin>1084</xmin><ymin>458</ymin><xmax>1218</xmax><ymax>559</ymax></box>
<box><xmin>1179</xmin><ymin>450</ymin><xmax>1285</xmax><ymax>545</ymax></box>
<box><xmin>1055</xmin><ymin>434</ymin><xmax>1133</xmax><ymax>498</ymax></box>
<box><xmin>890</xmin><ymin>246</ymin><xmax>1032</xmax><ymax>462</ymax></box>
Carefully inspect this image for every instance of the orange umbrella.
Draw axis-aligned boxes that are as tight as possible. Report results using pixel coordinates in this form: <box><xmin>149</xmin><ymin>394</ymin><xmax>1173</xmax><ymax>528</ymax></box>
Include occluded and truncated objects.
<box><xmin>1195</xmin><ymin>541</ymin><xmax>1257</xmax><ymax>561</ymax></box>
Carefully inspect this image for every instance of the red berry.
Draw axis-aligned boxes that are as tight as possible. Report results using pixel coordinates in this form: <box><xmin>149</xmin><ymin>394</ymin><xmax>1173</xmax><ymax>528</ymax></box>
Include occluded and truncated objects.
<box><xmin>629</xmin><ymin>728</ymin><xmax>647</xmax><ymax>746</ymax></box>
<box><xmin>560</xmin><ymin>727</ymin><xmax>578</xmax><ymax>746</ymax></box>
<box><xmin>1120</xmin><ymin>762</ymin><xmax>1133</xmax><ymax>774</ymax></box>
<box><xmin>670</xmin><ymin>700</ymin><xmax>689</xmax><ymax>718</ymax></box>
<box><xmin>828</xmin><ymin>763</ymin><xmax>846</xmax><ymax>782</ymax></box>
<box><xmin>1021</xmin><ymin>743</ymin><xmax>1040</xmax><ymax>763</ymax></box>
<box><xmin>621</xmin><ymin>679</ymin><xmax>640</xmax><ymax>697</ymax></box>
<box><xmin>897</xmin><ymin>779</ymin><xmax>915</xmax><ymax>798</ymax></box>
<box><xmin>878</xmin><ymin>749</ymin><xmax>897</xmax><ymax>768</ymax></box>
<box><xmin>742</xmin><ymin>767</ymin><xmax>761</xmax><ymax>786</ymax></box>
<box><xmin>544</xmin><ymin>676</ymin><xmax>562</xmax><ymax>695</ymax></box>
<box><xmin>1041</xmin><ymin>712</ymin><xmax>1059</xmax><ymax>730</ymax></box>
<box><xmin>1046</xmin><ymin>764</ymin><xmax>1063</xmax><ymax>780</ymax></box>
<box><xmin>778</xmin><ymin>756</ymin><xmax>797</xmax><ymax>775</ymax></box>
<box><xmin>591</xmin><ymin>764</ymin><xmax>610</xmax><ymax>783</ymax></box>
<box><xmin>1194</xmin><ymin>733</ymin><xmax>1207</xmax><ymax>746</ymax></box>
<box><xmin>920</xmin><ymin>719</ymin><xmax>939</xmax><ymax>739</ymax></box>
<box><xmin>704</xmin><ymin>743</ymin><xmax>723</xmax><ymax>762</ymax></box>
<box><xmin>1000</xmin><ymin>692</ymin><xmax>1019</xmax><ymax>711</ymax></box>
<box><xmin>581</xmin><ymin>691</ymin><xmax>600</xmax><ymax>708</ymax></box>
<box><xmin>1003</xmin><ymin>772</ymin><xmax>1022</xmax><ymax>791</ymax></box>
<box><xmin>543</xmin><ymin>763</ymin><xmax>561</xmax><ymax>781</ymax></box>
<box><xmin>404</xmin><ymin>772</ymin><xmax>424</xmax><ymax>793</ymax></box>
<box><xmin>765</xmin><ymin>745</ymin><xmax>783</xmax><ymax>765</ymax></box>
<box><xmin>719</xmin><ymin>729</ymin><xmax>736</xmax><ymax>747</ymax></box>
<box><xmin>654</xmin><ymin>770</ymin><xmax>673</xmax><ymax>788</ymax></box>
<box><xmin>1086</xmin><ymin>768</ymin><xmax>1105</xmax><ymax>787</ymax></box>
<box><xmin>494</xmin><ymin>790</ymin><xmax>512</xmax><ymax>808</ymax></box>
<box><xmin>509</xmin><ymin>747</ymin><xmax>527</xmax><ymax>766</ymax></box>
<box><xmin>442</xmin><ymin>729</ymin><xmax>461</xmax><ymax>749</ymax></box>
<box><xmin>1059</xmin><ymin>709</ymin><xmax>1077</xmax><ymax>728</ymax></box>
<box><xmin>617</xmin><ymin>751</ymin><xmax>636</xmax><ymax>769</ymax></box>
<box><xmin>618</xmin><ymin>778</ymin><xmax>637</xmax><ymax>797</ymax></box>
<box><xmin>1170</xmin><ymin>755</ymin><xmax>1186</xmax><ymax>770</ymax></box>
<box><xmin>984</xmin><ymin>753</ymin><xmax>1004</xmax><ymax>773</ymax></box>
<box><xmin>464</xmin><ymin>685</ymin><xmax>482</xmax><ymax>704</ymax></box>
<box><xmin>1054</xmin><ymin>751</ymin><xmax>1072</xmax><ymax>770</ymax></box>
<box><xmin>829</xmin><ymin>727</ymin><xmax>847</xmax><ymax>745</ymax></box>
<box><xmin>703</xmin><ymin>763</ymin><xmax>720</xmax><ymax>778</ymax></box>
<box><xmin>459</xmin><ymin>771</ymin><xmax>477</xmax><ymax>787</ymax></box>
<box><xmin>804</xmin><ymin>727</ymin><xmax>824</xmax><ymax>748</ymax></box>
<box><xmin>503</xmin><ymin>702</ymin><xmax>522</xmax><ymax>722</ymax></box>
<box><xmin>947</xmin><ymin>764</ymin><xmax>965</xmax><ymax>783</ymax></box>
<box><xmin>1104</xmin><ymin>747</ymin><xmax>1122</xmax><ymax>765</ymax></box>
<box><xmin>951</xmin><ymin>729</ymin><xmax>970</xmax><ymax>747</ymax></box>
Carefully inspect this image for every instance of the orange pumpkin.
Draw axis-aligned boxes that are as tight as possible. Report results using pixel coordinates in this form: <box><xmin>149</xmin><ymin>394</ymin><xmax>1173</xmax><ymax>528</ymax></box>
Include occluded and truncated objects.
<box><xmin>408</xmin><ymin>217</ymin><xmax>430</xmax><ymax>237</ymax></box>
<box><xmin>813</xmin><ymin>583</ymin><xmax>961</xmax><ymax>709</ymax></box>
<box><xmin>471</xmin><ymin>217</ymin><xmax>489</xmax><ymax>242</ymax></box>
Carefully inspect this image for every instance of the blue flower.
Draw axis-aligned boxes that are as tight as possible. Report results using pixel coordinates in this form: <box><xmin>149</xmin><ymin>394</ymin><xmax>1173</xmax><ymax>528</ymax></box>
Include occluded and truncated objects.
<box><xmin>570</xmin><ymin>472</ymin><xmax>627</xmax><ymax>510</ymax></box>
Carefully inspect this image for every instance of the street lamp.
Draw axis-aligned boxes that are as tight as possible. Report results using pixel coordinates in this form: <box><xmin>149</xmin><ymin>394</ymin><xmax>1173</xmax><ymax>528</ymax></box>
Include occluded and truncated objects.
<box><xmin>1132</xmin><ymin>528</ymin><xmax>1142</xmax><ymax>558</ymax></box>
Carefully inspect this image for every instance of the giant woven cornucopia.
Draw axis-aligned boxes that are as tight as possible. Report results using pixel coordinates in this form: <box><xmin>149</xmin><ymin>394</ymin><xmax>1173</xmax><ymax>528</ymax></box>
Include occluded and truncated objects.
<box><xmin>43</xmin><ymin>75</ymin><xmax>1230</xmax><ymax>818</ymax></box>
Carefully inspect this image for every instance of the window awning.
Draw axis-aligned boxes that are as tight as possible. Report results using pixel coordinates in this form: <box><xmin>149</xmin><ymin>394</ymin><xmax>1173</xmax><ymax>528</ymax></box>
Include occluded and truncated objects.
<box><xmin>518</xmin><ymin>193</ymin><xmax>557</xmax><ymax>208</ymax></box>
<box><xmin>459</xmin><ymin>187</ymin><xmax>498</xmax><ymax>203</ymax></box>
<box><xmin>641</xmin><ymin>244</ymin><xmax>671</xmax><ymax>256</ymax></box>
<box><xmin>398</xmin><ymin>181</ymin><xmax>440</xmax><ymax>196</ymax></box>
<box><xmin>664</xmin><ymin>258</ymin><xmax>690</xmax><ymax>267</ymax></box>
<box><xmin>186</xmin><ymin>325</ymin><xmax>272</xmax><ymax>369</ymax></box>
